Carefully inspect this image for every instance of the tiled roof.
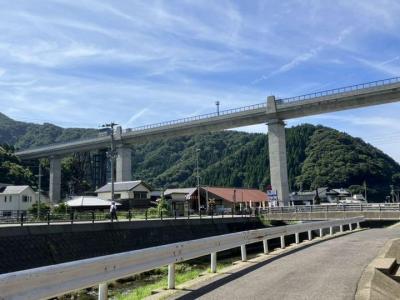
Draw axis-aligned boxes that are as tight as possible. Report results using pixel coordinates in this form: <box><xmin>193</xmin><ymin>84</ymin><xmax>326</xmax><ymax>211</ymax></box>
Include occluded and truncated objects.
<box><xmin>95</xmin><ymin>181</ymin><xmax>146</xmax><ymax>193</ymax></box>
<box><xmin>1</xmin><ymin>185</ymin><xmax>30</xmax><ymax>194</ymax></box>
<box><xmin>205</xmin><ymin>187</ymin><xmax>267</xmax><ymax>203</ymax></box>
<box><xmin>164</xmin><ymin>188</ymin><xmax>197</xmax><ymax>196</ymax></box>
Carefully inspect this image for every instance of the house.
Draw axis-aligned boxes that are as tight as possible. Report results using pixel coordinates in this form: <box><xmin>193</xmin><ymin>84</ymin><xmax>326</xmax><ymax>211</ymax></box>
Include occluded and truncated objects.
<box><xmin>95</xmin><ymin>180</ymin><xmax>152</xmax><ymax>209</ymax></box>
<box><xmin>164</xmin><ymin>187</ymin><xmax>268</xmax><ymax>214</ymax></box>
<box><xmin>0</xmin><ymin>185</ymin><xmax>37</xmax><ymax>214</ymax></box>
<box><xmin>290</xmin><ymin>187</ymin><xmax>352</xmax><ymax>205</ymax></box>
<box><xmin>62</xmin><ymin>196</ymin><xmax>121</xmax><ymax>212</ymax></box>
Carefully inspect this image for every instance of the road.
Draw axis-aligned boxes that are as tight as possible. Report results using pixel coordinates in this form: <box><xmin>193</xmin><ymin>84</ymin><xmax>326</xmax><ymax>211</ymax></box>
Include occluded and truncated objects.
<box><xmin>169</xmin><ymin>226</ymin><xmax>400</xmax><ymax>300</ymax></box>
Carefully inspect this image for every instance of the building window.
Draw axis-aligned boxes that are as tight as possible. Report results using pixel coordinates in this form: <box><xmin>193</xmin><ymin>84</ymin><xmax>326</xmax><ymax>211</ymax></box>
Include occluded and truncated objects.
<box><xmin>134</xmin><ymin>191</ymin><xmax>147</xmax><ymax>199</ymax></box>
<box><xmin>114</xmin><ymin>193</ymin><xmax>121</xmax><ymax>200</ymax></box>
<box><xmin>22</xmin><ymin>195</ymin><xmax>29</xmax><ymax>202</ymax></box>
<box><xmin>3</xmin><ymin>196</ymin><xmax>6</xmax><ymax>202</ymax></box>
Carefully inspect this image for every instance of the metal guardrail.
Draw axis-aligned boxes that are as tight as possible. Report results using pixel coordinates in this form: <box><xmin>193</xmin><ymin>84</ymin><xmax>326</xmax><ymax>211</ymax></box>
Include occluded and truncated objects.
<box><xmin>0</xmin><ymin>217</ymin><xmax>363</xmax><ymax>299</ymax></box>
<box><xmin>262</xmin><ymin>204</ymin><xmax>400</xmax><ymax>214</ymax></box>
<box><xmin>16</xmin><ymin>76</ymin><xmax>400</xmax><ymax>153</ymax></box>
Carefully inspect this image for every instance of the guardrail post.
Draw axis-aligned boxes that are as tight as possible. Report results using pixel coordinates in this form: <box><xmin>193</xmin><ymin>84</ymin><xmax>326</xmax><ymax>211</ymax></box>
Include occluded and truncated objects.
<box><xmin>295</xmin><ymin>232</ymin><xmax>300</xmax><ymax>244</ymax></box>
<box><xmin>211</xmin><ymin>252</ymin><xmax>217</xmax><ymax>273</ymax></box>
<box><xmin>145</xmin><ymin>210</ymin><xmax>148</xmax><ymax>220</ymax></box>
<box><xmin>329</xmin><ymin>226</ymin><xmax>333</xmax><ymax>236</ymax></box>
<box><xmin>47</xmin><ymin>212</ymin><xmax>50</xmax><ymax>225</ymax></box>
<box><xmin>20</xmin><ymin>213</ymin><xmax>24</xmax><ymax>226</ymax></box>
<box><xmin>308</xmin><ymin>230</ymin><xmax>312</xmax><ymax>241</ymax></box>
<box><xmin>168</xmin><ymin>263</ymin><xmax>175</xmax><ymax>289</ymax></box>
<box><xmin>160</xmin><ymin>211</ymin><xmax>163</xmax><ymax>220</ymax></box>
<box><xmin>319</xmin><ymin>228</ymin><xmax>323</xmax><ymax>238</ymax></box>
<box><xmin>98</xmin><ymin>282</ymin><xmax>108</xmax><ymax>300</ymax></box>
<box><xmin>92</xmin><ymin>211</ymin><xmax>95</xmax><ymax>224</ymax></box>
<box><xmin>349</xmin><ymin>223</ymin><xmax>353</xmax><ymax>231</ymax></box>
<box><xmin>174</xmin><ymin>210</ymin><xmax>177</xmax><ymax>220</ymax></box>
<box><xmin>241</xmin><ymin>245</ymin><xmax>247</xmax><ymax>261</ymax></box>
<box><xmin>263</xmin><ymin>239</ymin><xmax>269</xmax><ymax>254</ymax></box>
<box><xmin>128</xmin><ymin>210</ymin><xmax>132</xmax><ymax>222</ymax></box>
<box><xmin>70</xmin><ymin>211</ymin><xmax>74</xmax><ymax>224</ymax></box>
<box><xmin>340</xmin><ymin>224</ymin><xmax>343</xmax><ymax>232</ymax></box>
<box><xmin>280</xmin><ymin>236</ymin><xmax>286</xmax><ymax>249</ymax></box>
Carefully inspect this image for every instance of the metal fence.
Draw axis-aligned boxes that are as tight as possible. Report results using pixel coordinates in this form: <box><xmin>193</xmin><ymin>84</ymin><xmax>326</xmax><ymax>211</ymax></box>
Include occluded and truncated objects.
<box><xmin>0</xmin><ymin>208</ymin><xmax>256</xmax><ymax>226</ymax></box>
<box><xmin>262</xmin><ymin>203</ymin><xmax>400</xmax><ymax>214</ymax></box>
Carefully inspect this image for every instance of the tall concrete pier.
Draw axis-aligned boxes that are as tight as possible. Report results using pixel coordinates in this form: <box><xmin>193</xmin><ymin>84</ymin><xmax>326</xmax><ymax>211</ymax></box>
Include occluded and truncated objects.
<box><xmin>49</xmin><ymin>156</ymin><xmax>61</xmax><ymax>203</ymax></box>
<box><xmin>116</xmin><ymin>146</ymin><xmax>132</xmax><ymax>182</ymax></box>
<box><xmin>267</xmin><ymin>96</ymin><xmax>290</xmax><ymax>206</ymax></box>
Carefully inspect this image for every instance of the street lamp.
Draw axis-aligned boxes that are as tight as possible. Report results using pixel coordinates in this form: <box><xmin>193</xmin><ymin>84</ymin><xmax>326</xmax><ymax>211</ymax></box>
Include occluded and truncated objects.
<box><xmin>101</xmin><ymin>122</ymin><xmax>118</xmax><ymax>202</ymax></box>
<box><xmin>215</xmin><ymin>101</ymin><xmax>220</xmax><ymax>116</ymax></box>
<box><xmin>196</xmin><ymin>148</ymin><xmax>201</xmax><ymax>214</ymax></box>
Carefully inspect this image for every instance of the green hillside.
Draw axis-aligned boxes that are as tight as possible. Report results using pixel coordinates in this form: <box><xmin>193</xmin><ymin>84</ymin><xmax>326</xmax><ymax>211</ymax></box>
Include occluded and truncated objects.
<box><xmin>0</xmin><ymin>113</ymin><xmax>399</xmax><ymax>201</ymax></box>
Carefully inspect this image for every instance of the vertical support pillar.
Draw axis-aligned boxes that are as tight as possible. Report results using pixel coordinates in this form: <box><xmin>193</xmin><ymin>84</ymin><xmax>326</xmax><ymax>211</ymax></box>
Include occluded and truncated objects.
<box><xmin>349</xmin><ymin>223</ymin><xmax>353</xmax><ymax>231</ymax></box>
<box><xmin>263</xmin><ymin>239</ymin><xmax>269</xmax><ymax>254</ymax></box>
<box><xmin>267</xmin><ymin>98</ymin><xmax>290</xmax><ymax>207</ymax></box>
<box><xmin>308</xmin><ymin>230</ymin><xmax>312</xmax><ymax>241</ymax></box>
<box><xmin>211</xmin><ymin>252</ymin><xmax>217</xmax><ymax>273</ymax></box>
<box><xmin>168</xmin><ymin>263</ymin><xmax>175</xmax><ymax>289</ymax></box>
<box><xmin>357</xmin><ymin>222</ymin><xmax>361</xmax><ymax>229</ymax></box>
<box><xmin>49</xmin><ymin>156</ymin><xmax>61</xmax><ymax>204</ymax></box>
<box><xmin>340</xmin><ymin>224</ymin><xmax>344</xmax><ymax>233</ymax></box>
<box><xmin>295</xmin><ymin>232</ymin><xmax>300</xmax><ymax>244</ymax></box>
<box><xmin>319</xmin><ymin>228</ymin><xmax>323</xmax><ymax>238</ymax></box>
<box><xmin>241</xmin><ymin>245</ymin><xmax>247</xmax><ymax>261</ymax></box>
<box><xmin>329</xmin><ymin>226</ymin><xmax>333</xmax><ymax>236</ymax></box>
<box><xmin>98</xmin><ymin>282</ymin><xmax>108</xmax><ymax>300</ymax></box>
<box><xmin>280</xmin><ymin>236</ymin><xmax>286</xmax><ymax>249</ymax></box>
<box><xmin>116</xmin><ymin>146</ymin><xmax>132</xmax><ymax>182</ymax></box>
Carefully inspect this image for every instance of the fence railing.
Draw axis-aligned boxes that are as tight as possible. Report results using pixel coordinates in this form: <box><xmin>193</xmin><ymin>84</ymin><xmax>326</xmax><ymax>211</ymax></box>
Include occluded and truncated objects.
<box><xmin>0</xmin><ymin>217</ymin><xmax>364</xmax><ymax>300</ymax></box>
<box><xmin>262</xmin><ymin>203</ymin><xmax>400</xmax><ymax>214</ymax></box>
<box><xmin>0</xmin><ymin>208</ymin><xmax>256</xmax><ymax>226</ymax></box>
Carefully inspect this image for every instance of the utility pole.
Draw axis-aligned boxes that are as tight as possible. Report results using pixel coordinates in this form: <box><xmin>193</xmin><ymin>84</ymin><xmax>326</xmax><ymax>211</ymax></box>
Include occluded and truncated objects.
<box><xmin>36</xmin><ymin>163</ymin><xmax>42</xmax><ymax>219</ymax></box>
<box><xmin>101</xmin><ymin>122</ymin><xmax>118</xmax><ymax>202</ymax></box>
<box><xmin>364</xmin><ymin>180</ymin><xmax>367</xmax><ymax>202</ymax></box>
<box><xmin>196</xmin><ymin>148</ymin><xmax>201</xmax><ymax>214</ymax></box>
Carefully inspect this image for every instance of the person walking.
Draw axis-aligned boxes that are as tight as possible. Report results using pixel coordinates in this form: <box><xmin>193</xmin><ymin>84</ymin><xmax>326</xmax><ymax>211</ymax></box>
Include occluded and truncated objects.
<box><xmin>110</xmin><ymin>201</ymin><xmax>118</xmax><ymax>222</ymax></box>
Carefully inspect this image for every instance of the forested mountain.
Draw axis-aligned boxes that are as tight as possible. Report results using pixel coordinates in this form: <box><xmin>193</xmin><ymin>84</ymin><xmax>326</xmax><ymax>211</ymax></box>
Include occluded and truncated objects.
<box><xmin>1</xmin><ymin>113</ymin><xmax>399</xmax><ymax>201</ymax></box>
<box><xmin>0</xmin><ymin>112</ymin><xmax>96</xmax><ymax>150</ymax></box>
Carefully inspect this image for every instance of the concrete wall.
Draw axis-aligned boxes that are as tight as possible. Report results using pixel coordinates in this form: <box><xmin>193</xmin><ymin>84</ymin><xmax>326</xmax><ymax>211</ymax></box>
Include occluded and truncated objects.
<box><xmin>263</xmin><ymin>211</ymin><xmax>400</xmax><ymax>221</ymax></box>
<box><xmin>0</xmin><ymin>218</ymin><xmax>264</xmax><ymax>274</ymax></box>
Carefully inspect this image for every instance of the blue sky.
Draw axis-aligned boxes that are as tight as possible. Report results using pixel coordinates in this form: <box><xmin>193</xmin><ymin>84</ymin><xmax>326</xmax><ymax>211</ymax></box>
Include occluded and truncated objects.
<box><xmin>0</xmin><ymin>1</ymin><xmax>400</xmax><ymax>161</ymax></box>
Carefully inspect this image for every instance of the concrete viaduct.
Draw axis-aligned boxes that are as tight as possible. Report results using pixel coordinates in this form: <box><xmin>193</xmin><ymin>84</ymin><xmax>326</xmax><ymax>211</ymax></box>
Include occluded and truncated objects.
<box><xmin>14</xmin><ymin>77</ymin><xmax>400</xmax><ymax>204</ymax></box>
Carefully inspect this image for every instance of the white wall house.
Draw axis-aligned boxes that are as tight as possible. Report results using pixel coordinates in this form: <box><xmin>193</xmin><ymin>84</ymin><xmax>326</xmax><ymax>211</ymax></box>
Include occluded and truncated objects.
<box><xmin>95</xmin><ymin>180</ymin><xmax>152</xmax><ymax>208</ymax></box>
<box><xmin>0</xmin><ymin>186</ymin><xmax>37</xmax><ymax>212</ymax></box>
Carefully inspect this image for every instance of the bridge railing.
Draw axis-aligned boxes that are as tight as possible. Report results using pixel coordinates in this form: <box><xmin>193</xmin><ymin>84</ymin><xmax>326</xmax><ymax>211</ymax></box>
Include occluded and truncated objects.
<box><xmin>0</xmin><ymin>217</ymin><xmax>363</xmax><ymax>300</ymax></box>
<box><xmin>262</xmin><ymin>203</ymin><xmax>400</xmax><ymax>214</ymax></box>
<box><xmin>279</xmin><ymin>76</ymin><xmax>400</xmax><ymax>103</ymax></box>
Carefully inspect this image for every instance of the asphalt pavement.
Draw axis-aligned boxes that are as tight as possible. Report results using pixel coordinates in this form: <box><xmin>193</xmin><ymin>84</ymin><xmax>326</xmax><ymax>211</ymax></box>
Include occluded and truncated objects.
<box><xmin>168</xmin><ymin>226</ymin><xmax>400</xmax><ymax>300</ymax></box>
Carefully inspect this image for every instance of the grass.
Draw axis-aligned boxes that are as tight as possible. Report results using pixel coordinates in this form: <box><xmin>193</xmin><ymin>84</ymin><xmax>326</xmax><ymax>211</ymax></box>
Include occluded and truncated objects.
<box><xmin>113</xmin><ymin>257</ymin><xmax>238</xmax><ymax>300</ymax></box>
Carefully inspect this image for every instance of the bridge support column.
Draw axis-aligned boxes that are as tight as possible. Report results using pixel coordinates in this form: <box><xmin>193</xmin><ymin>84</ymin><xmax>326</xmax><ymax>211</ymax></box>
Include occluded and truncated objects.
<box><xmin>340</xmin><ymin>225</ymin><xmax>344</xmax><ymax>233</ymax></box>
<box><xmin>357</xmin><ymin>222</ymin><xmax>361</xmax><ymax>229</ymax></box>
<box><xmin>98</xmin><ymin>282</ymin><xmax>108</xmax><ymax>300</ymax></box>
<box><xmin>319</xmin><ymin>228</ymin><xmax>323</xmax><ymax>238</ymax></box>
<box><xmin>211</xmin><ymin>252</ymin><xmax>217</xmax><ymax>273</ymax></box>
<box><xmin>241</xmin><ymin>245</ymin><xmax>247</xmax><ymax>261</ymax></box>
<box><xmin>280</xmin><ymin>236</ymin><xmax>286</xmax><ymax>249</ymax></box>
<box><xmin>116</xmin><ymin>146</ymin><xmax>132</xmax><ymax>182</ymax></box>
<box><xmin>308</xmin><ymin>230</ymin><xmax>312</xmax><ymax>241</ymax></box>
<box><xmin>267</xmin><ymin>112</ymin><xmax>290</xmax><ymax>206</ymax></box>
<box><xmin>263</xmin><ymin>239</ymin><xmax>269</xmax><ymax>254</ymax></box>
<box><xmin>349</xmin><ymin>223</ymin><xmax>353</xmax><ymax>231</ymax></box>
<box><xmin>49</xmin><ymin>156</ymin><xmax>61</xmax><ymax>204</ymax></box>
<box><xmin>330</xmin><ymin>226</ymin><xmax>333</xmax><ymax>236</ymax></box>
<box><xmin>168</xmin><ymin>263</ymin><xmax>175</xmax><ymax>289</ymax></box>
<box><xmin>295</xmin><ymin>232</ymin><xmax>300</xmax><ymax>244</ymax></box>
